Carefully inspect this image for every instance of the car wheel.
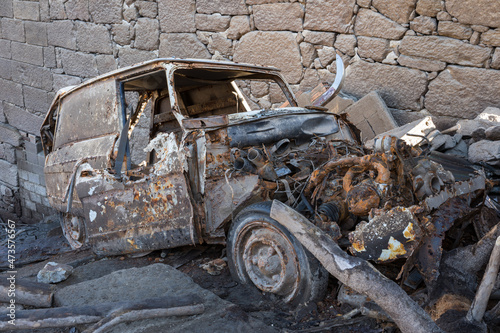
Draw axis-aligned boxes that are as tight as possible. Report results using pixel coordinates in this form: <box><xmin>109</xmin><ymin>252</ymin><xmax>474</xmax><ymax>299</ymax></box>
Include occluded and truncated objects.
<box><xmin>61</xmin><ymin>213</ymin><xmax>86</xmax><ymax>249</ymax></box>
<box><xmin>227</xmin><ymin>201</ymin><xmax>328</xmax><ymax>305</ymax></box>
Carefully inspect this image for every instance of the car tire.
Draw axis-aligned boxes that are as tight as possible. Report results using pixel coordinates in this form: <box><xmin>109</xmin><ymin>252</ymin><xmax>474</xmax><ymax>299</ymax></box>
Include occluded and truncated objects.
<box><xmin>227</xmin><ymin>201</ymin><xmax>328</xmax><ymax>306</ymax></box>
<box><xmin>60</xmin><ymin>213</ymin><xmax>86</xmax><ymax>249</ymax></box>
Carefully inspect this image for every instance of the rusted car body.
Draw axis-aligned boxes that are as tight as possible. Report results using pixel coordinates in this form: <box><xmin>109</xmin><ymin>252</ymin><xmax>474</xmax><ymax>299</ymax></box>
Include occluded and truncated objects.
<box><xmin>41</xmin><ymin>57</ymin><xmax>487</xmax><ymax>304</ymax></box>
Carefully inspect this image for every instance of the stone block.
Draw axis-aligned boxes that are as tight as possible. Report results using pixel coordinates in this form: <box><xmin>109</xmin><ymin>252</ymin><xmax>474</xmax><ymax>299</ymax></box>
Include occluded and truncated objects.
<box><xmin>25</xmin><ymin>198</ymin><xmax>36</xmax><ymax>211</ymax></box>
<box><xmin>416</xmin><ymin>0</ymin><xmax>443</xmax><ymax>17</ymax></box>
<box><xmin>302</xmin><ymin>30</ymin><xmax>335</xmax><ymax>47</ymax></box>
<box><xmin>304</xmin><ymin>0</ymin><xmax>355</xmax><ymax>33</ymax></box>
<box><xmin>44</xmin><ymin>46</ymin><xmax>56</xmax><ymax>68</ymax></box>
<box><xmin>53</xmin><ymin>74</ymin><xmax>81</xmax><ymax>92</ymax></box>
<box><xmin>410</xmin><ymin>16</ymin><xmax>437</xmax><ymax>34</ymax></box>
<box><xmin>397</xmin><ymin>54</ymin><xmax>446</xmax><ymax>72</ymax></box>
<box><xmin>11</xmin><ymin>60</ymin><xmax>52</xmax><ymax>90</ymax></box>
<box><xmin>372</xmin><ymin>0</ymin><xmax>416</xmax><ymax>24</ymax></box>
<box><xmin>0</xmin><ymin>160</ymin><xmax>18</xmax><ymax>187</ymax></box>
<box><xmin>436</xmin><ymin>11</ymin><xmax>451</xmax><ymax>21</ymax></box>
<box><xmin>0</xmin><ymin>58</ymin><xmax>13</xmax><ymax>80</ymax></box>
<box><xmin>298</xmin><ymin>68</ymin><xmax>320</xmax><ymax>92</ymax></box>
<box><xmin>317</xmin><ymin>46</ymin><xmax>336</xmax><ymax>67</ymax></box>
<box><xmin>26</xmin><ymin>150</ymin><xmax>38</xmax><ymax>166</ymax></box>
<box><xmin>335</xmin><ymin>34</ymin><xmax>357</xmax><ymax>56</ymax></box>
<box><xmin>0</xmin><ymin>78</ymin><xmax>23</xmax><ymax>107</ymax></box>
<box><xmin>13</xmin><ymin>1</ymin><xmax>39</xmax><ymax>21</ymax></box>
<box><xmin>481</xmin><ymin>29</ymin><xmax>500</xmax><ymax>47</ymax></box>
<box><xmin>0</xmin><ymin>39</ymin><xmax>11</xmax><ymax>59</ymax></box>
<box><xmin>159</xmin><ymin>33</ymin><xmax>211</xmax><ymax>59</ymax></box>
<box><xmin>49</xmin><ymin>0</ymin><xmax>67</xmax><ymax>20</ymax></box>
<box><xmin>1</xmin><ymin>18</ymin><xmax>24</xmax><ymax>42</ymax></box>
<box><xmin>357</xmin><ymin>0</ymin><xmax>371</xmax><ymax>8</ymax></box>
<box><xmin>470</xmin><ymin>31</ymin><xmax>481</xmax><ymax>45</ymax></box>
<box><xmin>123</xmin><ymin>2</ymin><xmax>138</xmax><ymax>22</ymax></box>
<box><xmin>446</xmin><ymin>0</ymin><xmax>500</xmax><ymax>28</ymax></box>
<box><xmin>343</xmin><ymin>60</ymin><xmax>427</xmax><ymax>110</ymax></box>
<box><xmin>25</xmin><ymin>21</ymin><xmax>48</xmax><ymax>46</ymax></box>
<box><xmin>207</xmin><ymin>33</ymin><xmax>232</xmax><ymax>57</ymax></box>
<box><xmin>159</xmin><ymin>0</ymin><xmax>196</xmax><ymax>33</ymax></box>
<box><xmin>253</xmin><ymin>3</ymin><xmax>304</xmax><ymax>32</ymax></box>
<box><xmin>355</xmin><ymin>9</ymin><xmax>407</xmax><ymax>39</ymax></box>
<box><xmin>0</xmin><ymin>124</ymin><xmax>22</xmax><ymax>150</ymax></box>
<box><xmin>112</xmin><ymin>22</ymin><xmax>133</xmax><ymax>46</ymax></box>
<box><xmin>24</xmin><ymin>86</ymin><xmax>50</xmax><ymax>113</ymax></box>
<box><xmin>88</xmin><ymin>0</ymin><xmax>122</xmax><ymax>24</ymax></box>
<box><xmin>136</xmin><ymin>1</ymin><xmax>157</xmax><ymax>18</ymax></box>
<box><xmin>18</xmin><ymin>169</ymin><xmax>28</xmax><ymax>181</ymax></box>
<box><xmin>58</xmin><ymin>49</ymin><xmax>98</xmax><ymax>78</ymax></box>
<box><xmin>117</xmin><ymin>46</ymin><xmax>156</xmax><ymax>68</ymax></box>
<box><xmin>33</xmin><ymin>183</ymin><xmax>46</xmax><ymax>196</ymax></box>
<box><xmin>0</xmin><ymin>143</ymin><xmax>16</xmax><ymax>164</ymax></box>
<box><xmin>25</xmin><ymin>140</ymin><xmax>42</xmax><ymax>154</ymax></box>
<box><xmin>400</xmin><ymin>36</ymin><xmax>490</xmax><ymax>67</ymax></box>
<box><xmin>4</xmin><ymin>103</ymin><xmax>44</xmax><ymax>135</ymax></box>
<box><xmin>425</xmin><ymin>66</ymin><xmax>500</xmax><ymax>118</ymax></box>
<box><xmin>47</xmin><ymin>20</ymin><xmax>76</xmax><ymax>50</ymax></box>
<box><xmin>226</xmin><ymin>15</ymin><xmax>251</xmax><ymax>40</ymax></box>
<box><xmin>195</xmin><ymin>14</ymin><xmax>231</xmax><ymax>32</ymax></box>
<box><xmin>300</xmin><ymin>42</ymin><xmax>316</xmax><ymax>68</ymax></box>
<box><xmin>234</xmin><ymin>31</ymin><xmax>303</xmax><ymax>84</ymax></box>
<box><xmin>468</xmin><ymin>140</ymin><xmax>500</xmax><ymax>166</ymax></box>
<box><xmin>357</xmin><ymin>36</ymin><xmax>390</xmax><ymax>62</ymax></box>
<box><xmin>17</xmin><ymin>158</ymin><xmax>44</xmax><ymax>175</ymax></box>
<box><xmin>96</xmin><ymin>55</ymin><xmax>117</xmax><ymax>75</ymax></box>
<box><xmin>30</xmin><ymin>192</ymin><xmax>41</xmax><ymax>204</ymax></box>
<box><xmin>76</xmin><ymin>22</ymin><xmax>112</xmax><ymax>54</ymax></box>
<box><xmin>134</xmin><ymin>18</ymin><xmax>159</xmax><ymax>50</ymax></box>
<box><xmin>343</xmin><ymin>91</ymin><xmax>398</xmax><ymax>141</ymax></box>
<box><xmin>0</xmin><ymin>0</ymin><xmax>13</xmax><ymax>18</ymax></box>
<box><xmin>196</xmin><ymin>0</ymin><xmax>248</xmax><ymax>15</ymax></box>
<box><xmin>11</xmin><ymin>41</ymin><xmax>43</xmax><ymax>66</ymax></box>
<box><xmin>65</xmin><ymin>0</ymin><xmax>90</xmax><ymax>21</ymax></box>
<box><xmin>438</xmin><ymin>21</ymin><xmax>473</xmax><ymax>40</ymax></box>
<box><xmin>0</xmin><ymin>102</ymin><xmax>5</xmax><ymax>123</ymax></box>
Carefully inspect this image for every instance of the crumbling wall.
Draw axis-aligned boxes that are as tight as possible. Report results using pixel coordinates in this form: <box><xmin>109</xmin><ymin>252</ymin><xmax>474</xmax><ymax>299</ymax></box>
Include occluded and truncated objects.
<box><xmin>1</xmin><ymin>0</ymin><xmax>500</xmax><ymax>222</ymax></box>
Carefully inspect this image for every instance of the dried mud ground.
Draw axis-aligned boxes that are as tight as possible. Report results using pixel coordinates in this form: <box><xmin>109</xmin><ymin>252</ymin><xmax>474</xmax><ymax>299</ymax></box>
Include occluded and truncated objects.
<box><xmin>0</xmin><ymin>218</ymin><xmax>397</xmax><ymax>333</ymax></box>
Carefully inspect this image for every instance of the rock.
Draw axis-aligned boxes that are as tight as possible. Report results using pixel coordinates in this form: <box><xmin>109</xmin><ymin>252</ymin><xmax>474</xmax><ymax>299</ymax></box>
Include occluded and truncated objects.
<box><xmin>207</xmin><ymin>33</ymin><xmax>232</xmax><ymax>57</ymax></box>
<box><xmin>134</xmin><ymin>18</ymin><xmax>159</xmax><ymax>51</ymax></box>
<box><xmin>366</xmin><ymin>116</ymin><xmax>437</xmax><ymax>149</ymax></box>
<box><xmin>399</xmin><ymin>36</ymin><xmax>490</xmax><ymax>67</ymax></box>
<box><xmin>233</xmin><ymin>32</ymin><xmax>303</xmax><ymax>84</ymax></box>
<box><xmin>112</xmin><ymin>22</ymin><xmax>133</xmax><ymax>46</ymax></box>
<box><xmin>456</xmin><ymin>119</ymin><xmax>490</xmax><ymax>137</ymax></box>
<box><xmin>446</xmin><ymin>0</ymin><xmax>500</xmax><ymax>28</ymax></box>
<box><xmin>226</xmin><ymin>15</ymin><xmax>251</xmax><ymax>40</ymax></box>
<box><xmin>485</xmin><ymin>126</ymin><xmax>500</xmax><ymax>141</ymax></box>
<box><xmin>158</xmin><ymin>0</ymin><xmax>196</xmax><ymax>33</ymax></box>
<box><xmin>357</xmin><ymin>0</ymin><xmax>371</xmax><ymax>8</ymax></box>
<box><xmin>343</xmin><ymin>91</ymin><xmax>398</xmax><ymax>141</ymax></box>
<box><xmin>136</xmin><ymin>1</ymin><xmax>158</xmax><ymax>18</ymax></box>
<box><xmin>300</xmin><ymin>42</ymin><xmax>317</xmax><ymax>67</ymax></box>
<box><xmin>438</xmin><ymin>21</ymin><xmax>473</xmax><ymax>40</ymax></box>
<box><xmin>416</xmin><ymin>0</ymin><xmax>443</xmax><ymax>17</ymax></box>
<box><xmin>436</xmin><ymin>11</ymin><xmax>452</xmax><ymax>21</ymax></box>
<box><xmin>397</xmin><ymin>54</ymin><xmax>446</xmax><ymax>72</ymax></box>
<box><xmin>195</xmin><ymin>14</ymin><xmax>231</xmax><ymax>32</ymax></box>
<box><xmin>253</xmin><ymin>3</ymin><xmax>304</xmax><ymax>32</ymax></box>
<box><xmin>471</xmin><ymin>128</ymin><xmax>486</xmax><ymax>142</ymax></box>
<box><xmin>334</xmin><ymin>34</ymin><xmax>357</xmax><ymax>56</ymax></box>
<box><xmin>481</xmin><ymin>29</ymin><xmax>500</xmax><ymax>47</ymax></box>
<box><xmin>196</xmin><ymin>0</ymin><xmax>248</xmax><ymax>15</ymax></box>
<box><xmin>470</xmin><ymin>31</ymin><xmax>481</xmax><ymax>45</ymax></box>
<box><xmin>37</xmin><ymin>262</ymin><xmax>73</xmax><ymax>284</ymax></box>
<box><xmin>425</xmin><ymin>66</ymin><xmax>500</xmax><ymax>118</ymax></box>
<box><xmin>357</xmin><ymin>36</ymin><xmax>390</xmax><ymax>62</ymax></box>
<box><xmin>492</xmin><ymin>49</ymin><xmax>500</xmax><ymax>69</ymax></box>
<box><xmin>304</xmin><ymin>0</ymin><xmax>355</xmax><ymax>33</ymax></box>
<box><xmin>343</xmin><ymin>60</ymin><xmax>427</xmax><ymax>110</ymax></box>
<box><xmin>445</xmin><ymin>139</ymin><xmax>468</xmax><ymax>158</ymax></box>
<box><xmin>430</xmin><ymin>134</ymin><xmax>454</xmax><ymax>151</ymax></box>
<box><xmin>355</xmin><ymin>9</ymin><xmax>407</xmax><ymax>39</ymax></box>
<box><xmin>303</xmin><ymin>30</ymin><xmax>335</xmax><ymax>47</ymax></box>
<box><xmin>410</xmin><ymin>16</ymin><xmax>437</xmax><ymax>34</ymax></box>
<box><xmin>476</xmin><ymin>107</ymin><xmax>500</xmax><ymax>123</ymax></box>
<box><xmin>159</xmin><ymin>33</ymin><xmax>211</xmax><ymax>59</ymax></box>
<box><xmin>468</xmin><ymin>140</ymin><xmax>500</xmax><ymax>165</ymax></box>
<box><xmin>88</xmin><ymin>0</ymin><xmax>122</xmax><ymax>24</ymax></box>
<box><xmin>317</xmin><ymin>46</ymin><xmax>336</xmax><ymax>67</ymax></box>
<box><xmin>372</xmin><ymin>0</ymin><xmax>417</xmax><ymax>24</ymax></box>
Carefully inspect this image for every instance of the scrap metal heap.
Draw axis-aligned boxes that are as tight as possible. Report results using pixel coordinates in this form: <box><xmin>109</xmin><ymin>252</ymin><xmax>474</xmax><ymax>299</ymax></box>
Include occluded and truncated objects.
<box><xmin>228</xmin><ymin>126</ymin><xmax>488</xmax><ymax>292</ymax></box>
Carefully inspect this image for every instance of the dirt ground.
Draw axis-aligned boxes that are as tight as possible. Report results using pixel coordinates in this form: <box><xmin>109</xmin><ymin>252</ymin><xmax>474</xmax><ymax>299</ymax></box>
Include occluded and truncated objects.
<box><xmin>0</xmin><ymin>217</ymin><xmax>394</xmax><ymax>333</ymax></box>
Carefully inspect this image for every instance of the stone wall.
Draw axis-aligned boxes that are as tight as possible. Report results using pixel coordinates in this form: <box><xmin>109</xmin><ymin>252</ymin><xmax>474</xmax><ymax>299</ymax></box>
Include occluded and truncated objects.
<box><xmin>1</xmin><ymin>0</ymin><xmax>500</xmax><ymax>222</ymax></box>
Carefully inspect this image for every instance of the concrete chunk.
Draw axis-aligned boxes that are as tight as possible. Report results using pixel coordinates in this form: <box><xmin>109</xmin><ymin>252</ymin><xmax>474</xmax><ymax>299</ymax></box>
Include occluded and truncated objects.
<box><xmin>343</xmin><ymin>91</ymin><xmax>398</xmax><ymax>142</ymax></box>
<box><xmin>37</xmin><ymin>262</ymin><xmax>73</xmax><ymax>284</ymax></box>
<box><xmin>366</xmin><ymin>116</ymin><xmax>437</xmax><ymax>148</ymax></box>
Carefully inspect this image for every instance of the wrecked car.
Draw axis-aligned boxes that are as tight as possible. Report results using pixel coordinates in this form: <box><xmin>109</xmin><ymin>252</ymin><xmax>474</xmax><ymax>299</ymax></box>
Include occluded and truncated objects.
<box><xmin>40</xmin><ymin>57</ymin><xmax>487</xmax><ymax>306</ymax></box>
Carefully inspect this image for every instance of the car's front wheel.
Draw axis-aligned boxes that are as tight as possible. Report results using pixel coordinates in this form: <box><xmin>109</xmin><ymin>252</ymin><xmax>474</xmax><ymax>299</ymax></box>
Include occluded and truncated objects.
<box><xmin>60</xmin><ymin>213</ymin><xmax>86</xmax><ymax>249</ymax></box>
<box><xmin>227</xmin><ymin>202</ymin><xmax>328</xmax><ymax>305</ymax></box>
